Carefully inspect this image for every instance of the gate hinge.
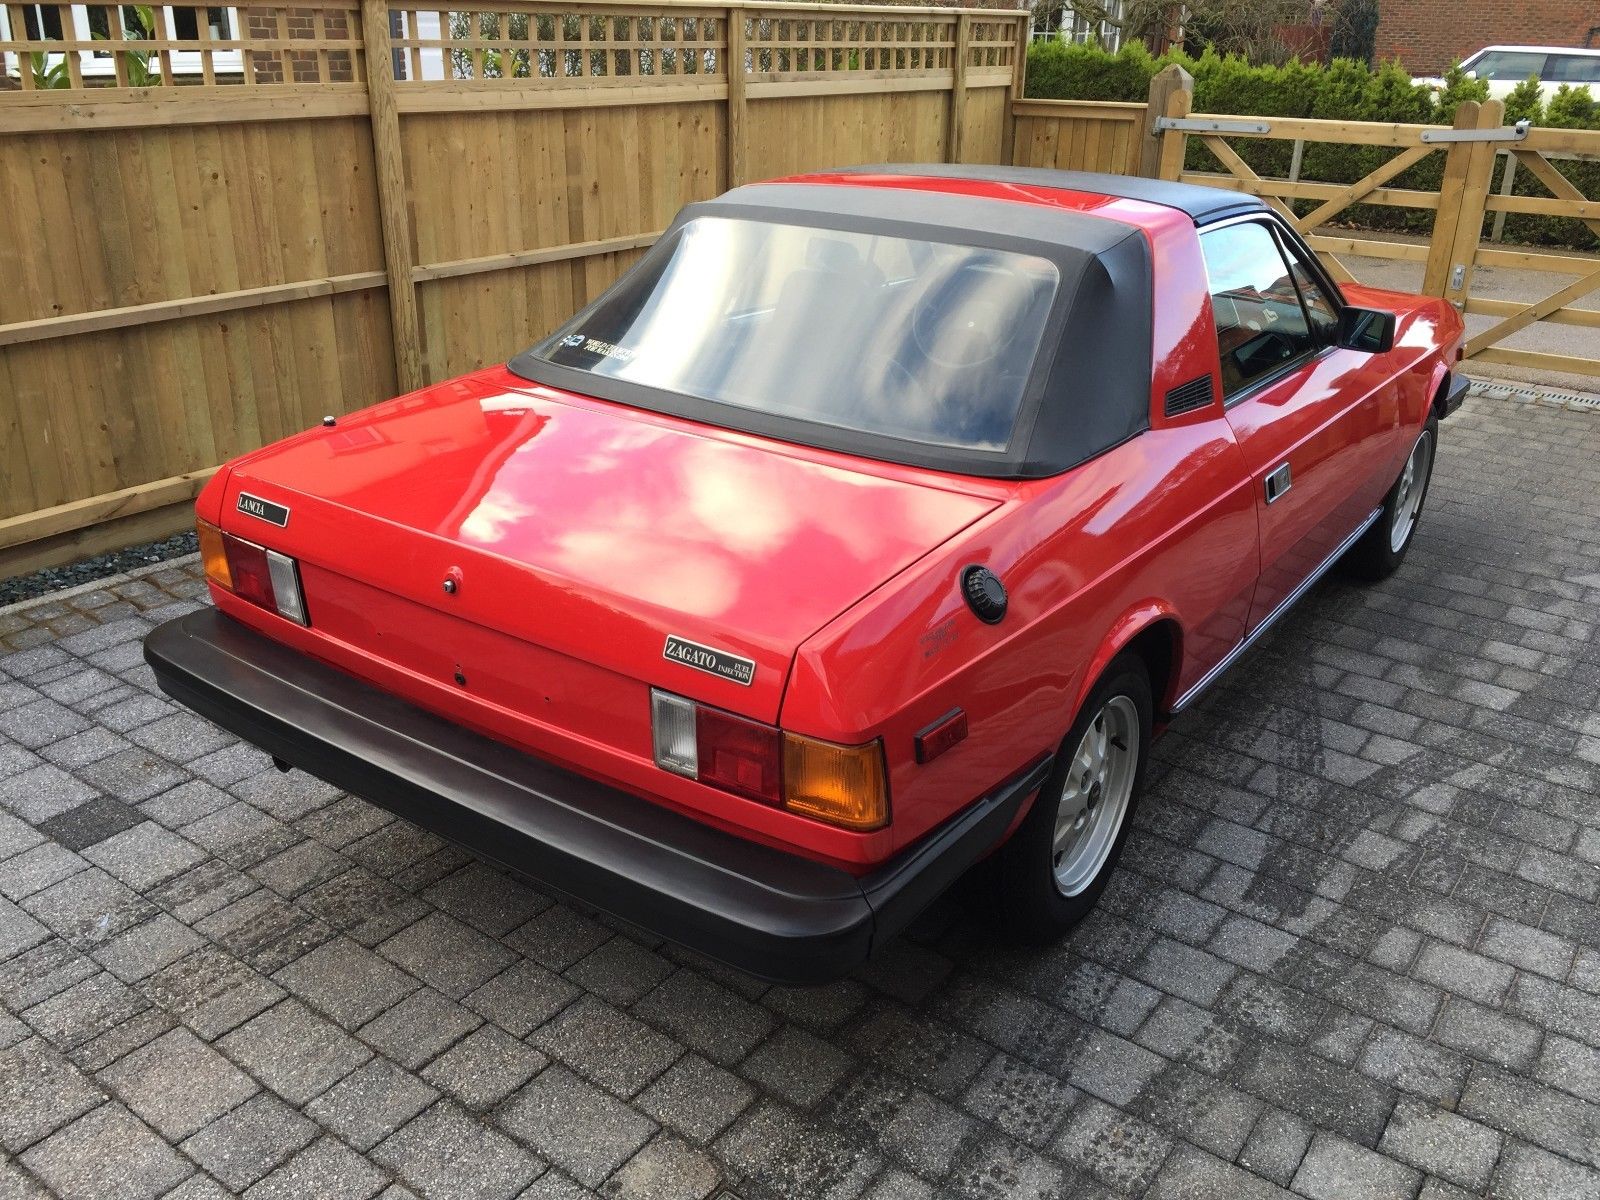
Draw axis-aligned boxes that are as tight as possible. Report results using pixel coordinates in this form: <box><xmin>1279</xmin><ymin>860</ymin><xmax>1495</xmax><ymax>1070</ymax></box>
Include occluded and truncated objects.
<box><xmin>1420</xmin><ymin>119</ymin><xmax>1531</xmax><ymax>144</ymax></box>
<box><xmin>1153</xmin><ymin>117</ymin><xmax>1272</xmax><ymax>135</ymax></box>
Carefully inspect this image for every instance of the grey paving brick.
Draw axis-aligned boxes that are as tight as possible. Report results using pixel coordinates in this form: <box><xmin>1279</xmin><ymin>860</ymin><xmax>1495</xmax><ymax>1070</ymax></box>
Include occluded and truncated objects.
<box><xmin>960</xmin><ymin>1052</ymin><xmax>1079</xmax><ymax>1149</ymax></box>
<box><xmin>530</xmin><ymin>993</ymin><xmax>681</xmax><ymax>1097</ymax></box>
<box><xmin>242</xmin><ymin>1135</ymin><xmax>388</xmax><ymax>1200</ymax></box>
<box><xmin>0</xmin><ymin>1037</ymin><xmax>106</xmax><ymax>1153</ymax></box>
<box><xmin>464</xmin><ymin>959</ymin><xmax>578</xmax><ymax>1038</ymax></box>
<box><xmin>218</xmin><ymin>999</ymin><xmax>371</xmax><ymax>1105</ymax></box>
<box><xmin>182</xmin><ymin>803</ymin><xmax>298</xmax><ymax>870</ymax></box>
<box><xmin>230</xmin><ymin>770</ymin><xmax>342</xmax><ymax>822</ymax></box>
<box><xmin>376</xmin><ymin>911</ymin><xmax>516</xmax><ymax>1000</ymax></box>
<box><xmin>246</xmin><ymin>839</ymin><xmax>350</xmax><ymax>897</ymax></box>
<box><xmin>1144</xmin><ymin>1142</ymin><xmax>1287</xmax><ymax>1200</ymax></box>
<box><xmin>602</xmin><ymin>1132</ymin><xmax>721</xmax><ymax>1200</ymax></box>
<box><xmin>564</xmin><ymin>936</ymin><xmax>674</xmax><ymax>1006</ymax></box>
<box><xmin>1130</xmin><ymin>1062</ymin><xmax>1261</xmax><ymax>1160</ymax></box>
<box><xmin>75</xmin><ymin>749</ymin><xmax>185</xmax><ymax>805</ymax></box>
<box><xmin>91</xmin><ymin>913</ymin><xmax>204</xmax><ymax>982</ymax></box>
<box><xmin>637</xmin><ymin>1054</ymin><xmax>756</xmax><ymax>1145</ymax></box>
<box><xmin>179</xmin><ymin>1093</ymin><xmax>318</xmax><ymax>1192</ymax></box>
<box><xmin>1536</xmin><ymin>1033</ymin><xmax>1600</xmax><ymax>1104</ymax></box>
<box><xmin>1462</xmin><ymin>1069</ymin><xmax>1600</xmax><ymax>1169</ymax></box>
<box><xmin>1052</xmin><ymin>1096</ymin><xmax>1172</xmax><ymax>1195</ymax></box>
<box><xmin>0</xmin><ymin>937</ymin><xmax>100</xmax><ymax>1013</ymax></box>
<box><xmin>1291</xmin><ymin>1132</ymin><xmax>1420</xmax><ymax>1200</ymax></box>
<box><xmin>0</xmin><ymin>698</ymin><xmax>92</xmax><ymax>750</ymax></box>
<box><xmin>358</xmin><ymin>986</ymin><xmax>482</xmax><ymax>1071</ymax></box>
<box><xmin>634</xmin><ymin>970</ymin><xmax>777</xmax><ymax>1069</ymax></box>
<box><xmin>373</xmin><ymin>1100</ymin><xmax>542</xmax><ymax>1199</ymax></box>
<box><xmin>1378</xmin><ymin>1097</ymin><xmax>1501</xmax><ymax>1191</ymax></box>
<box><xmin>1130</xmin><ymin>936</ymin><xmax>1238</xmax><ymax>1006</ymax></box>
<box><xmin>421</xmin><ymin>861</ymin><xmax>550</xmax><ymax>937</ymax></box>
<box><xmin>125</xmin><ymin>713</ymin><xmax>233</xmax><ymax>764</ymax></box>
<box><xmin>303</xmin><ymin>1059</ymin><xmax>439</xmax><ymax>1153</ymax></box>
<box><xmin>194</xmin><ymin>890</ymin><xmax>333</xmax><ymax>974</ymax></box>
<box><xmin>20</xmin><ymin>1102</ymin><xmax>191</xmax><ymax>1200</ymax></box>
<box><xmin>0</xmin><ymin>841</ymin><xmax>85</xmax><ymax>901</ymax></box>
<box><xmin>738</xmin><ymin>1025</ymin><xmax>854</xmax><ymax>1110</ymax></box>
<box><xmin>421</xmin><ymin>1023</ymin><xmax>545</xmax><ymax>1110</ymax></box>
<box><xmin>0</xmin><ymin>763</ymin><xmax>99</xmax><ymax>825</ymax></box>
<box><xmin>298</xmin><ymin>867</ymin><xmax>428</xmax><ymax>947</ymax></box>
<box><xmin>1413</xmin><ymin>939</ymin><xmax>1516</xmax><ymax>1006</ymax></box>
<box><xmin>1357</xmin><ymin>1025</ymin><xmax>1472</xmax><ymax>1107</ymax></box>
<box><xmin>270</xmin><ymin>936</ymin><xmax>419</xmax><ymax>1029</ymax></box>
<box><xmin>498</xmin><ymin>1066</ymin><xmax>655</xmax><ymax>1187</ymax></box>
<box><xmin>1477</xmin><ymin>915</ymin><xmax>1575</xmax><ymax>978</ymax></box>
<box><xmin>1238</xmin><ymin>1108</ymin><xmax>1312</xmax><ymax>1187</ymax></box>
<box><xmin>507</xmin><ymin>904</ymin><xmax>613</xmax><ymax>971</ymax></box>
<box><xmin>1434</xmin><ymin>996</ymin><xmax>1543</xmax><ymax>1071</ymax></box>
<box><xmin>100</xmin><ymin>1027</ymin><xmax>257</xmax><ymax>1141</ymax></box>
<box><xmin>1233</xmin><ymin>1040</ymin><xmax>1396</xmax><ymax>1149</ymax></box>
<box><xmin>716</xmin><ymin>1098</ymin><xmax>881</xmax><ymax>1200</ymax></box>
<box><xmin>23</xmin><ymin>970</ymin><xmax>149</xmax><ymax>1052</ymax></box>
<box><xmin>1491</xmin><ymin>1140</ymin><xmax>1600</xmax><ymax>1200</ymax></box>
<box><xmin>39</xmin><ymin>796</ymin><xmax>146</xmax><ymax>853</ymax></box>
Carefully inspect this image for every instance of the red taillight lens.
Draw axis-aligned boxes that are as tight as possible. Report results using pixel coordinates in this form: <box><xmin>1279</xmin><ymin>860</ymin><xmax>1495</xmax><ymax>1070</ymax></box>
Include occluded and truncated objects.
<box><xmin>695</xmin><ymin>705</ymin><xmax>781</xmax><ymax>804</ymax></box>
<box><xmin>225</xmin><ymin>536</ymin><xmax>276</xmax><ymax>611</ymax></box>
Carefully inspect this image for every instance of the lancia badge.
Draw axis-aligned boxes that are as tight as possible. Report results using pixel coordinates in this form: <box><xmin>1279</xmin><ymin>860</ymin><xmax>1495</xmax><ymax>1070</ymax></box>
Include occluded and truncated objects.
<box><xmin>236</xmin><ymin>492</ymin><xmax>290</xmax><ymax>528</ymax></box>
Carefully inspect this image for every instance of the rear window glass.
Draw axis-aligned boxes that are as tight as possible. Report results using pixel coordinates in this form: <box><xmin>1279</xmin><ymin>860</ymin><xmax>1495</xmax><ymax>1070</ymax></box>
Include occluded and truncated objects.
<box><xmin>534</xmin><ymin>217</ymin><xmax>1060</xmax><ymax>452</ymax></box>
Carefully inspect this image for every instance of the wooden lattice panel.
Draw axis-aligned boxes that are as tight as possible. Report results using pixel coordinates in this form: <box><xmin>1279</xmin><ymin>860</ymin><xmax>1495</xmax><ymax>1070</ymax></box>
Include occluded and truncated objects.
<box><xmin>390</xmin><ymin>5</ymin><xmax>725</xmax><ymax>84</ymax></box>
<box><xmin>0</xmin><ymin>3</ymin><xmax>365</xmax><ymax>89</ymax></box>
<box><xmin>742</xmin><ymin>12</ymin><xmax>955</xmax><ymax>81</ymax></box>
<box><xmin>966</xmin><ymin>19</ymin><xmax>1014</xmax><ymax>71</ymax></box>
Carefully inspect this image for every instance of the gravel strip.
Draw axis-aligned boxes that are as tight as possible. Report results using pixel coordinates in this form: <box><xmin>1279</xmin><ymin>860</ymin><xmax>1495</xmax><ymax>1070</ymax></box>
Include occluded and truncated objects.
<box><xmin>0</xmin><ymin>532</ymin><xmax>199</xmax><ymax>608</ymax></box>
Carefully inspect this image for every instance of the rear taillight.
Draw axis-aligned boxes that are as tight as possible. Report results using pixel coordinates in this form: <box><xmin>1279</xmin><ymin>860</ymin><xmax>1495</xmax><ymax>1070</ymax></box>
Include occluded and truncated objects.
<box><xmin>650</xmin><ymin>688</ymin><xmax>888</xmax><ymax>831</ymax></box>
<box><xmin>198</xmin><ymin>518</ymin><xmax>308</xmax><ymax>626</ymax></box>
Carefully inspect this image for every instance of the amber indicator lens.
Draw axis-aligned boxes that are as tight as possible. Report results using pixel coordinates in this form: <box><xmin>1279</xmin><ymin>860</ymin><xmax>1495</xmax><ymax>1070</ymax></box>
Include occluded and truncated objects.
<box><xmin>782</xmin><ymin>733</ymin><xmax>889</xmax><ymax>831</ymax></box>
<box><xmin>197</xmin><ymin>519</ymin><xmax>232</xmax><ymax>590</ymax></box>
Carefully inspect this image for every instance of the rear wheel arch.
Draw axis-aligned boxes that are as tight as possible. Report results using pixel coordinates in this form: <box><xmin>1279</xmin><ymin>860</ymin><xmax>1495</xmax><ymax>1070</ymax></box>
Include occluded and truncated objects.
<box><xmin>1073</xmin><ymin>608</ymin><xmax>1183</xmax><ymax>724</ymax></box>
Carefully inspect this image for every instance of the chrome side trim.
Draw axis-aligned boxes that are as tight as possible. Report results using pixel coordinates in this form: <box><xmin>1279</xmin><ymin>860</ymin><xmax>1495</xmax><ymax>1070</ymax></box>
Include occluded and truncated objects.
<box><xmin>1171</xmin><ymin>505</ymin><xmax>1384</xmax><ymax>714</ymax></box>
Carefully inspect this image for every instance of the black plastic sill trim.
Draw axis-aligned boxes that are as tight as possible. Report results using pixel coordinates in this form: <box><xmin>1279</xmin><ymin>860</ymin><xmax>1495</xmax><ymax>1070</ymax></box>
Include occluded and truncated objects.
<box><xmin>144</xmin><ymin>609</ymin><xmax>1051</xmax><ymax>985</ymax></box>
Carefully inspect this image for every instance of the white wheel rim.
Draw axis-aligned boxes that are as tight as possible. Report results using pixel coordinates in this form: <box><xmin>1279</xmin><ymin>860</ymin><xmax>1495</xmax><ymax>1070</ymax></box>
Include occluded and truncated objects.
<box><xmin>1051</xmin><ymin>695</ymin><xmax>1139</xmax><ymax>897</ymax></box>
<box><xmin>1390</xmin><ymin>429</ymin><xmax>1433</xmax><ymax>553</ymax></box>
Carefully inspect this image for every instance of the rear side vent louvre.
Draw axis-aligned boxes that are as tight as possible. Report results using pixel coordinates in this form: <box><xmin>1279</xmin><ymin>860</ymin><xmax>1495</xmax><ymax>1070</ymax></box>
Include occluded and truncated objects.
<box><xmin>1164</xmin><ymin>376</ymin><xmax>1214</xmax><ymax>418</ymax></box>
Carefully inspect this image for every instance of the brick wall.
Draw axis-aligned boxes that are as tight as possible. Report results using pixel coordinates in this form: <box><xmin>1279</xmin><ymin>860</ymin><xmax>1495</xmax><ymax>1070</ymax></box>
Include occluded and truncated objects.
<box><xmin>246</xmin><ymin>8</ymin><xmax>355</xmax><ymax>84</ymax></box>
<box><xmin>1374</xmin><ymin>0</ymin><xmax>1597</xmax><ymax>75</ymax></box>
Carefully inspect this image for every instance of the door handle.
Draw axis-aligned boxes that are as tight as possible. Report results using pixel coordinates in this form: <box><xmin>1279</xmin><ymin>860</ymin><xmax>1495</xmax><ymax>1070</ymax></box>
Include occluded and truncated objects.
<box><xmin>1265</xmin><ymin>463</ymin><xmax>1292</xmax><ymax>504</ymax></box>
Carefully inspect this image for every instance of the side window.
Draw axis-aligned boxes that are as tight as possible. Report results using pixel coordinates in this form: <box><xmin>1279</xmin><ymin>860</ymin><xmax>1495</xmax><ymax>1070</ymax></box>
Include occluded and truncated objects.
<box><xmin>1471</xmin><ymin>51</ymin><xmax>1546</xmax><ymax>81</ymax></box>
<box><xmin>1200</xmin><ymin>222</ymin><xmax>1317</xmax><ymax>398</ymax></box>
<box><xmin>1547</xmin><ymin>55</ymin><xmax>1600</xmax><ymax>85</ymax></box>
<box><xmin>1277</xmin><ymin>234</ymin><xmax>1341</xmax><ymax>346</ymax></box>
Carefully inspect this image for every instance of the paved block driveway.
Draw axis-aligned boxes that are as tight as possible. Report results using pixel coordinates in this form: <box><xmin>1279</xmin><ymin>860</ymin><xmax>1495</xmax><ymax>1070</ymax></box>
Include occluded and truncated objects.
<box><xmin>2</xmin><ymin>394</ymin><xmax>1599</xmax><ymax>1200</ymax></box>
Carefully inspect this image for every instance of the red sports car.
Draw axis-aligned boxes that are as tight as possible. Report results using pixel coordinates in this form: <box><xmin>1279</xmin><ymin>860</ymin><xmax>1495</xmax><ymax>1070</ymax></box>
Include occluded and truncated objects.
<box><xmin>146</xmin><ymin>167</ymin><xmax>1467</xmax><ymax>983</ymax></box>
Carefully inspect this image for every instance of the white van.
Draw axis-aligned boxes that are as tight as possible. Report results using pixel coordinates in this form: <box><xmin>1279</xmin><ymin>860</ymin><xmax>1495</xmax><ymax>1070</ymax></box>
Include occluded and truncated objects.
<box><xmin>1416</xmin><ymin>45</ymin><xmax>1600</xmax><ymax>101</ymax></box>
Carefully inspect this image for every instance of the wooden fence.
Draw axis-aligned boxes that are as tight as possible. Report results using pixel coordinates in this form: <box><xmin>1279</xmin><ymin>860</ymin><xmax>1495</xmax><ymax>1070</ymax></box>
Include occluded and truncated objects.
<box><xmin>0</xmin><ymin>0</ymin><xmax>1028</xmax><ymax>574</ymax></box>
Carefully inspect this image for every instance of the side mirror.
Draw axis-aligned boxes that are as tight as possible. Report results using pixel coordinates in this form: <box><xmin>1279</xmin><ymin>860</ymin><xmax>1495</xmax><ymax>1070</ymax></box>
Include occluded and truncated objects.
<box><xmin>1337</xmin><ymin>306</ymin><xmax>1396</xmax><ymax>354</ymax></box>
<box><xmin>1464</xmin><ymin>68</ymin><xmax>1478</xmax><ymax>80</ymax></box>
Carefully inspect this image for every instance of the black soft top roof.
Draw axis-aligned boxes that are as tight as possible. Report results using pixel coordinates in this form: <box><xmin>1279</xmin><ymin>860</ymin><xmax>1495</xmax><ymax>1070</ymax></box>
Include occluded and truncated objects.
<box><xmin>830</xmin><ymin>164</ymin><xmax>1270</xmax><ymax>224</ymax></box>
<box><xmin>508</xmin><ymin>180</ymin><xmax>1156</xmax><ymax>479</ymax></box>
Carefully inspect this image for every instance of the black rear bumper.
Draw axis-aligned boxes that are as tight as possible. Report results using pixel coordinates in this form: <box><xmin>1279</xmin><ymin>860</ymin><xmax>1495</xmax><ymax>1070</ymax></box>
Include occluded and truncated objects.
<box><xmin>144</xmin><ymin>610</ymin><xmax>1049</xmax><ymax>984</ymax></box>
<box><xmin>1441</xmin><ymin>371</ymin><xmax>1470</xmax><ymax>418</ymax></box>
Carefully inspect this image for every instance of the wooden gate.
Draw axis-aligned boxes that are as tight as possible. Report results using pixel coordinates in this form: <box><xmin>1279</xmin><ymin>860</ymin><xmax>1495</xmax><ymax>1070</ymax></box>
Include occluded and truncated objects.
<box><xmin>1152</xmin><ymin>84</ymin><xmax>1600</xmax><ymax>382</ymax></box>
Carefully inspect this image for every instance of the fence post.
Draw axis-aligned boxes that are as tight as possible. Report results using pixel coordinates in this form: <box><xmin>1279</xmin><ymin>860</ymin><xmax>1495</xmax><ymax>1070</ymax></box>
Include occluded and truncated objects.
<box><xmin>947</xmin><ymin>13</ymin><xmax>970</xmax><ymax>164</ymax></box>
<box><xmin>1140</xmin><ymin>63</ymin><xmax>1192</xmax><ymax>179</ymax></box>
<box><xmin>726</xmin><ymin>8</ymin><xmax>746</xmax><ymax>188</ymax></box>
<box><xmin>1001</xmin><ymin>14</ymin><xmax>1027</xmax><ymax>164</ymax></box>
<box><xmin>359</xmin><ymin>0</ymin><xmax>424</xmax><ymax>393</ymax></box>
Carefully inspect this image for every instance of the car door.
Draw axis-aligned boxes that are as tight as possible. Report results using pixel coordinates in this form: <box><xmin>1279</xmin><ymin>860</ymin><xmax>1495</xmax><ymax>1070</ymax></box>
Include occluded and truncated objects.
<box><xmin>1199</xmin><ymin>217</ymin><xmax>1402</xmax><ymax>631</ymax></box>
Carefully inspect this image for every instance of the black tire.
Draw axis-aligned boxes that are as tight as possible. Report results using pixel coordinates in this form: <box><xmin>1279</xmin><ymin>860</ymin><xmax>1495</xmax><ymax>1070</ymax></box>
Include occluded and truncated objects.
<box><xmin>989</xmin><ymin>653</ymin><xmax>1153</xmax><ymax>944</ymax></box>
<box><xmin>1343</xmin><ymin>414</ymin><xmax>1439</xmax><ymax>582</ymax></box>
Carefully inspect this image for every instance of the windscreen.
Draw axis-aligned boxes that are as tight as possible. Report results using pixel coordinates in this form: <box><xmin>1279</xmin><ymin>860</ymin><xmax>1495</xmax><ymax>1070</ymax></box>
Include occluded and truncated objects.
<box><xmin>534</xmin><ymin>216</ymin><xmax>1060</xmax><ymax>452</ymax></box>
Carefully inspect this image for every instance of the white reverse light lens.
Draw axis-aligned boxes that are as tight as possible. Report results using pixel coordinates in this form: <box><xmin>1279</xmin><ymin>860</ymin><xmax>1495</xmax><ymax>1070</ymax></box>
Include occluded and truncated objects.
<box><xmin>265</xmin><ymin>550</ymin><xmax>308</xmax><ymax>625</ymax></box>
<box><xmin>651</xmin><ymin>689</ymin><xmax>698</xmax><ymax>778</ymax></box>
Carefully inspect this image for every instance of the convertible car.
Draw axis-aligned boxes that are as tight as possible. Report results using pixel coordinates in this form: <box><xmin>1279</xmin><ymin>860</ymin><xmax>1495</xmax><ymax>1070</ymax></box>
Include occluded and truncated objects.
<box><xmin>145</xmin><ymin>167</ymin><xmax>1467</xmax><ymax>983</ymax></box>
